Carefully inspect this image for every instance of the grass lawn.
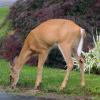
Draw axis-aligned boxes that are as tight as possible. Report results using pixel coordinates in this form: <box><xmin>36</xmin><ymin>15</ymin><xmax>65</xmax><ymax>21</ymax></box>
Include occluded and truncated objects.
<box><xmin>0</xmin><ymin>59</ymin><xmax>100</xmax><ymax>99</ymax></box>
<box><xmin>0</xmin><ymin>6</ymin><xmax>9</xmax><ymax>37</ymax></box>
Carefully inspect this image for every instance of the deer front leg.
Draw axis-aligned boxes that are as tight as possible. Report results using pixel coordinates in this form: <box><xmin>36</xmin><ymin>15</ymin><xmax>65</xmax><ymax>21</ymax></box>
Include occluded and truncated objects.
<box><xmin>34</xmin><ymin>50</ymin><xmax>48</xmax><ymax>90</ymax></box>
<box><xmin>10</xmin><ymin>50</ymin><xmax>32</xmax><ymax>89</ymax></box>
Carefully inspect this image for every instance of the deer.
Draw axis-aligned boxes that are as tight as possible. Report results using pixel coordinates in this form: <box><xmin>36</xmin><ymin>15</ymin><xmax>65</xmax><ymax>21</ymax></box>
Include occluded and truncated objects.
<box><xmin>10</xmin><ymin>19</ymin><xmax>86</xmax><ymax>91</ymax></box>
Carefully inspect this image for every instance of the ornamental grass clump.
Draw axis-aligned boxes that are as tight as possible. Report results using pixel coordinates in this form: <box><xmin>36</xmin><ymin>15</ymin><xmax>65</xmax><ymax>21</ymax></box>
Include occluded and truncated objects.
<box><xmin>83</xmin><ymin>32</ymin><xmax>100</xmax><ymax>74</ymax></box>
<box><xmin>74</xmin><ymin>32</ymin><xmax>100</xmax><ymax>74</ymax></box>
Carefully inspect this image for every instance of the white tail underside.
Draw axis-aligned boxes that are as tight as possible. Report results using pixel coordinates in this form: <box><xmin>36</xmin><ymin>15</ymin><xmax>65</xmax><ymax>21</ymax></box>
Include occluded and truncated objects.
<box><xmin>77</xmin><ymin>28</ymin><xmax>84</xmax><ymax>56</ymax></box>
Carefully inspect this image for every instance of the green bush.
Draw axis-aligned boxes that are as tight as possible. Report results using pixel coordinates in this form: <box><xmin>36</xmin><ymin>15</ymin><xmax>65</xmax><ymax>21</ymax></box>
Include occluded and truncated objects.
<box><xmin>74</xmin><ymin>32</ymin><xmax>100</xmax><ymax>74</ymax></box>
<box><xmin>83</xmin><ymin>33</ymin><xmax>100</xmax><ymax>74</ymax></box>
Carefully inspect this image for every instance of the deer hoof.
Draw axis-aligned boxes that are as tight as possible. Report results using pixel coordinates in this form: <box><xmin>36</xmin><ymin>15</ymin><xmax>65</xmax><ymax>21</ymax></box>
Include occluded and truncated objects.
<box><xmin>60</xmin><ymin>86</ymin><xmax>65</xmax><ymax>91</ymax></box>
<box><xmin>11</xmin><ymin>84</ymin><xmax>16</xmax><ymax>89</ymax></box>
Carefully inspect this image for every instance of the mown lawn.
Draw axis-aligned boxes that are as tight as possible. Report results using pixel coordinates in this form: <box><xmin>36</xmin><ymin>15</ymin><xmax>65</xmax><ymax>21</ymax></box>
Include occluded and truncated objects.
<box><xmin>0</xmin><ymin>6</ymin><xmax>9</xmax><ymax>37</ymax></box>
<box><xmin>0</xmin><ymin>59</ymin><xmax>100</xmax><ymax>98</ymax></box>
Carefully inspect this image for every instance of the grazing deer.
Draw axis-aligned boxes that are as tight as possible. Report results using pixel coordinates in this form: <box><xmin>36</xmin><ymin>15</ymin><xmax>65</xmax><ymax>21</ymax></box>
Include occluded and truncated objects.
<box><xmin>10</xmin><ymin>19</ymin><xmax>86</xmax><ymax>90</ymax></box>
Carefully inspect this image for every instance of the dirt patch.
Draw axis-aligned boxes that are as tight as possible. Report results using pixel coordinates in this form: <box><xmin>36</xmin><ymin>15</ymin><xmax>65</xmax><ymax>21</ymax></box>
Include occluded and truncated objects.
<box><xmin>37</xmin><ymin>93</ymin><xmax>94</xmax><ymax>100</ymax></box>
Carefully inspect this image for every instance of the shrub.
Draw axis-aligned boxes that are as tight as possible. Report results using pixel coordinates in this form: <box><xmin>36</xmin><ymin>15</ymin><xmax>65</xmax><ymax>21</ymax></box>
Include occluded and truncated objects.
<box><xmin>74</xmin><ymin>32</ymin><xmax>100</xmax><ymax>75</ymax></box>
<box><xmin>1</xmin><ymin>0</ymin><xmax>100</xmax><ymax>68</ymax></box>
<box><xmin>8</xmin><ymin>0</ymin><xmax>98</xmax><ymax>38</ymax></box>
<box><xmin>0</xmin><ymin>34</ymin><xmax>38</xmax><ymax>65</ymax></box>
<box><xmin>0</xmin><ymin>34</ymin><xmax>22</xmax><ymax>61</ymax></box>
<box><xmin>83</xmin><ymin>32</ymin><xmax>100</xmax><ymax>74</ymax></box>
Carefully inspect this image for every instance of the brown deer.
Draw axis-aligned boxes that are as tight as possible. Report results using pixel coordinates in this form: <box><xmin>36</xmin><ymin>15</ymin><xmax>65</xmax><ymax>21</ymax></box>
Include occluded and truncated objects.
<box><xmin>10</xmin><ymin>19</ymin><xmax>86</xmax><ymax>90</ymax></box>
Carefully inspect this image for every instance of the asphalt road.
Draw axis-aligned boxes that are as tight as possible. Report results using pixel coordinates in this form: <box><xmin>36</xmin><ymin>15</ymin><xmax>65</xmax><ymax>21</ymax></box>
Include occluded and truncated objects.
<box><xmin>0</xmin><ymin>92</ymin><xmax>60</xmax><ymax>100</ymax></box>
<box><xmin>0</xmin><ymin>93</ymin><xmax>38</xmax><ymax>100</ymax></box>
<box><xmin>0</xmin><ymin>92</ymin><xmax>94</xmax><ymax>100</ymax></box>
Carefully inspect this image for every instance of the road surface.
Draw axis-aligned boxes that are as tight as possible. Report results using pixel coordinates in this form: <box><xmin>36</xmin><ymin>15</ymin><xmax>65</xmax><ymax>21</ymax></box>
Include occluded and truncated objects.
<box><xmin>0</xmin><ymin>92</ymin><xmax>94</xmax><ymax>100</ymax></box>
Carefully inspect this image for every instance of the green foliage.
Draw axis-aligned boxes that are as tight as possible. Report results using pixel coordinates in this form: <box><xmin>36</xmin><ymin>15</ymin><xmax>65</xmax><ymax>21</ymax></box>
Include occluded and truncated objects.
<box><xmin>0</xmin><ymin>7</ymin><xmax>9</xmax><ymax>37</ymax></box>
<box><xmin>83</xmin><ymin>33</ymin><xmax>100</xmax><ymax>74</ymax></box>
<box><xmin>73</xmin><ymin>32</ymin><xmax>100</xmax><ymax>74</ymax></box>
<box><xmin>0</xmin><ymin>7</ymin><xmax>9</xmax><ymax>22</ymax></box>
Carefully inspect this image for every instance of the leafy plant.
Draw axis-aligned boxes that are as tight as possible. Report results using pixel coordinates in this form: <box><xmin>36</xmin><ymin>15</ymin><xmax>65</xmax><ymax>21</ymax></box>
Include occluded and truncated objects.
<box><xmin>74</xmin><ymin>31</ymin><xmax>100</xmax><ymax>74</ymax></box>
<box><xmin>84</xmin><ymin>31</ymin><xmax>100</xmax><ymax>74</ymax></box>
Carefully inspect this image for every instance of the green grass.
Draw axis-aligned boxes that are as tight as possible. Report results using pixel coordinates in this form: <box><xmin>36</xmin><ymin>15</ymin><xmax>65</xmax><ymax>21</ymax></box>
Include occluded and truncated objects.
<box><xmin>0</xmin><ymin>59</ymin><xmax>100</xmax><ymax>98</ymax></box>
<box><xmin>0</xmin><ymin>6</ymin><xmax>9</xmax><ymax>21</ymax></box>
<box><xmin>0</xmin><ymin>6</ymin><xmax>9</xmax><ymax>37</ymax></box>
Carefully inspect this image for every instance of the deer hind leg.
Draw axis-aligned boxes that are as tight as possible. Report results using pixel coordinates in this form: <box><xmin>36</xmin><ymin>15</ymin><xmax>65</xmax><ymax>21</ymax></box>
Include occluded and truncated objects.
<box><xmin>58</xmin><ymin>43</ymin><xmax>73</xmax><ymax>90</ymax></box>
<box><xmin>10</xmin><ymin>49</ymin><xmax>32</xmax><ymax>88</ymax></box>
<box><xmin>34</xmin><ymin>50</ymin><xmax>48</xmax><ymax>90</ymax></box>
<box><xmin>77</xmin><ymin>56</ymin><xmax>85</xmax><ymax>87</ymax></box>
<box><xmin>73</xmin><ymin>46</ymin><xmax>85</xmax><ymax>87</ymax></box>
